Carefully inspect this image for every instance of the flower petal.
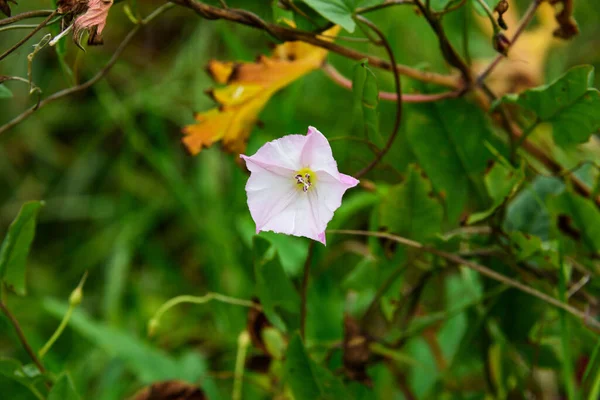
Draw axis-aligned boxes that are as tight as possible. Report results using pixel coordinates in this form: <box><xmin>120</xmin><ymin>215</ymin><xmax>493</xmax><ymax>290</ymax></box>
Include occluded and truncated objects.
<box><xmin>242</xmin><ymin>155</ymin><xmax>298</xmax><ymax>230</ymax></box>
<box><xmin>300</xmin><ymin>126</ymin><xmax>340</xmax><ymax>177</ymax></box>
<box><xmin>243</xmin><ymin>133</ymin><xmax>306</xmax><ymax>171</ymax></box>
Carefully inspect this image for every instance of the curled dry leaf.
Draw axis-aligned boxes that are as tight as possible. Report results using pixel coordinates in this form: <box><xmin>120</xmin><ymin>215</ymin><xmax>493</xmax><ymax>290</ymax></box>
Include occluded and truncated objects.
<box><xmin>131</xmin><ymin>380</ymin><xmax>206</xmax><ymax>400</ymax></box>
<box><xmin>181</xmin><ymin>26</ymin><xmax>340</xmax><ymax>156</ymax></box>
<box><xmin>57</xmin><ymin>0</ymin><xmax>113</xmax><ymax>47</ymax></box>
<box><xmin>73</xmin><ymin>0</ymin><xmax>113</xmax><ymax>45</ymax></box>
<box><xmin>0</xmin><ymin>0</ymin><xmax>16</xmax><ymax>17</ymax></box>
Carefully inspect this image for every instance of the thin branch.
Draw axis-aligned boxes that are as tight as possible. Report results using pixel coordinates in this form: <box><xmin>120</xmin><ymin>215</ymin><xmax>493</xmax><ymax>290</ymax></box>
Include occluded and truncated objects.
<box><xmin>300</xmin><ymin>241</ymin><xmax>315</xmax><ymax>340</ymax></box>
<box><xmin>328</xmin><ymin>230</ymin><xmax>600</xmax><ymax>332</ymax></box>
<box><xmin>354</xmin><ymin>15</ymin><xmax>403</xmax><ymax>179</ymax></box>
<box><xmin>322</xmin><ymin>63</ymin><xmax>461</xmax><ymax>103</ymax></box>
<box><xmin>0</xmin><ymin>300</ymin><xmax>47</xmax><ymax>374</ymax></box>
<box><xmin>0</xmin><ymin>4</ymin><xmax>174</xmax><ymax>136</ymax></box>
<box><xmin>172</xmin><ymin>0</ymin><xmax>458</xmax><ymax>88</ymax></box>
<box><xmin>0</xmin><ymin>10</ymin><xmax>54</xmax><ymax>26</ymax></box>
<box><xmin>477</xmin><ymin>0</ymin><xmax>542</xmax><ymax>84</ymax></box>
<box><xmin>0</xmin><ymin>10</ymin><xmax>58</xmax><ymax>62</ymax></box>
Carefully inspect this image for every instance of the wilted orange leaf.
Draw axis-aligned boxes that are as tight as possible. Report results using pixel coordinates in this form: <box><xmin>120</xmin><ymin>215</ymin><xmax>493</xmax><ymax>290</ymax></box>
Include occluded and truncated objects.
<box><xmin>182</xmin><ymin>26</ymin><xmax>341</xmax><ymax>156</ymax></box>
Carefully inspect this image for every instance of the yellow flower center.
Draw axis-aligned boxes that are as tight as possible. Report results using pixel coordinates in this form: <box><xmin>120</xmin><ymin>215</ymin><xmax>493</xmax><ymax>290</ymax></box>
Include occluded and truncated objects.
<box><xmin>294</xmin><ymin>168</ymin><xmax>316</xmax><ymax>192</ymax></box>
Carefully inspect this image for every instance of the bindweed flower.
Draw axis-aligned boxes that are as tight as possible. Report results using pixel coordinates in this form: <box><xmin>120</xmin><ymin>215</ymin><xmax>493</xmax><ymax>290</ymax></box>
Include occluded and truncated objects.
<box><xmin>241</xmin><ymin>127</ymin><xmax>359</xmax><ymax>245</ymax></box>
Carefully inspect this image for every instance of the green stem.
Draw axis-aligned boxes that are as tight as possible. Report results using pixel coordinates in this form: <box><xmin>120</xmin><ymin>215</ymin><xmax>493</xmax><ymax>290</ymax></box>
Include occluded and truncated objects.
<box><xmin>233</xmin><ymin>331</ymin><xmax>250</xmax><ymax>400</ymax></box>
<box><xmin>38</xmin><ymin>306</ymin><xmax>74</xmax><ymax>359</ymax></box>
<box><xmin>475</xmin><ymin>0</ymin><xmax>500</xmax><ymax>34</ymax></box>
<box><xmin>148</xmin><ymin>293</ymin><xmax>259</xmax><ymax>336</ymax></box>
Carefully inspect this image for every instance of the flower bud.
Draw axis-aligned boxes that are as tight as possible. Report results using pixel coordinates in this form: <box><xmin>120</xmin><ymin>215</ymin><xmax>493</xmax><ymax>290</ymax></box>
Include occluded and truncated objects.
<box><xmin>69</xmin><ymin>286</ymin><xmax>83</xmax><ymax>306</ymax></box>
<box><xmin>148</xmin><ymin>319</ymin><xmax>159</xmax><ymax>338</ymax></box>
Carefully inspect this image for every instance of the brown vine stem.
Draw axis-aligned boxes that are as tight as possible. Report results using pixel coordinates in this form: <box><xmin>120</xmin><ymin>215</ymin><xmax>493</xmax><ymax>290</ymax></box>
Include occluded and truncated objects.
<box><xmin>327</xmin><ymin>230</ymin><xmax>600</xmax><ymax>332</ymax></box>
<box><xmin>0</xmin><ymin>10</ymin><xmax>55</xmax><ymax>26</ymax></box>
<box><xmin>0</xmin><ymin>3</ymin><xmax>174</xmax><ymax>136</ymax></box>
<box><xmin>354</xmin><ymin>15</ymin><xmax>403</xmax><ymax>179</ymax></box>
<box><xmin>172</xmin><ymin>0</ymin><xmax>458</xmax><ymax>88</ymax></box>
<box><xmin>300</xmin><ymin>241</ymin><xmax>315</xmax><ymax>340</ymax></box>
<box><xmin>322</xmin><ymin>63</ymin><xmax>461</xmax><ymax>103</ymax></box>
<box><xmin>0</xmin><ymin>10</ymin><xmax>58</xmax><ymax>62</ymax></box>
<box><xmin>477</xmin><ymin>0</ymin><xmax>543</xmax><ymax>84</ymax></box>
<box><xmin>0</xmin><ymin>300</ymin><xmax>47</xmax><ymax>374</ymax></box>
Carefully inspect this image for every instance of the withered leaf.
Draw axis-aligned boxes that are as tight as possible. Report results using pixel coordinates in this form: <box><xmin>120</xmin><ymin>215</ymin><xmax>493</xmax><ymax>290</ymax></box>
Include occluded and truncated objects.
<box><xmin>0</xmin><ymin>0</ymin><xmax>16</xmax><ymax>17</ymax></box>
<box><xmin>181</xmin><ymin>26</ymin><xmax>340</xmax><ymax>156</ymax></box>
<box><xmin>246</xmin><ymin>301</ymin><xmax>272</xmax><ymax>355</ymax></box>
<box><xmin>343</xmin><ymin>315</ymin><xmax>371</xmax><ymax>385</ymax></box>
<box><xmin>131</xmin><ymin>380</ymin><xmax>206</xmax><ymax>400</ymax></box>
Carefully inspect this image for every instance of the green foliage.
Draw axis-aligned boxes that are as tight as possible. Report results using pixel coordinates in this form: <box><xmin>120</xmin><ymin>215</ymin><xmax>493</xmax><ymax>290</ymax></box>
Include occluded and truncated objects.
<box><xmin>0</xmin><ymin>201</ymin><xmax>44</xmax><ymax>295</ymax></box>
<box><xmin>301</xmin><ymin>0</ymin><xmax>356</xmax><ymax>32</ymax></box>
<box><xmin>0</xmin><ymin>84</ymin><xmax>13</xmax><ymax>99</ymax></box>
<box><xmin>497</xmin><ymin>66</ymin><xmax>600</xmax><ymax>147</ymax></box>
<box><xmin>406</xmin><ymin>99</ymin><xmax>493</xmax><ymax>222</ymax></box>
<box><xmin>548</xmin><ymin>188</ymin><xmax>600</xmax><ymax>253</ymax></box>
<box><xmin>380</xmin><ymin>164</ymin><xmax>443</xmax><ymax>242</ymax></box>
<box><xmin>468</xmin><ymin>155</ymin><xmax>524</xmax><ymax>224</ymax></box>
<box><xmin>2</xmin><ymin>0</ymin><xmax>600</xmax><ymax>399</ymax></box>
<box><xmin>352</xmin><ymin>60</ymin><xmax>383</xmax><ymax>147</ymax></box>
<box><xmin>254</xmin><ymin>237</ymin><xmax>300</xmax><ymax>331</ymax></box>
<box><xmin>48</xmin><ymin>374</ymin><xmax>80</xmax><ymax>400</ymax></box>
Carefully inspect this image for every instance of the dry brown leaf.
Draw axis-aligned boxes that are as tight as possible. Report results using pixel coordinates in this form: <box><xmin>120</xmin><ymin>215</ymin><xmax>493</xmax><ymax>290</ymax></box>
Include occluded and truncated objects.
<box><xmin>73</xmin><ymin>0</ymin><xmax>113</xmax><ymax>46</ymax></box>
<box><xmin>181</xmin><ymin>26</ymin><xmax>340</xmax><ymax>156</ymax></box>
<box><xmin>0</xmin><ymin>0</ymin><xmax>16</xmax><ymax>17</ymax></box>
<box><xmin>131</xmin><ymin>380</ymin><xmax>206</xmax><ymax>400</ymax></box>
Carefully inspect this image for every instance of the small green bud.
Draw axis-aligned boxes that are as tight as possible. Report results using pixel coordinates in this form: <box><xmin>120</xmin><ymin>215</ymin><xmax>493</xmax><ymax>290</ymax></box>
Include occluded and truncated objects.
<box><xmin>148</xmin><ymin>319</ymin><xmax>159</xmax><ymax>338</ymax></box>
<box><xmin>69</xmin><ymin>286</ymin><xmax>83</xmax><ymax>306</ymax></box>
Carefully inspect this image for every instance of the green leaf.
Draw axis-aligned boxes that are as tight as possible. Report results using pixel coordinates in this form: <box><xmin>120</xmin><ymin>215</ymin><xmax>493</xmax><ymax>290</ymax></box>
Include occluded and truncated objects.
<box><xmin>468</xmin><ymin>158</ymin><xmax>524</xmax><ymax>224</ymax></box>
<box><xmin>509</xmin><ymin>231</ymin><xmax>543</xmax><ymax>261</ymax></box>
<box><xmin>0</xmin><ymin>84</ymin><xmax>13</xmax><ymax>99</ymax></box>
<box><xmin>406</xmin><ymin>99</ymin><xmax>492</xmax><ymax>223</ymax></box>
<box><xmin>0</xmin><ymin>358</ymin><xmax>44</xmax><ymax>397</ymax></box>
<box><xmin>352</xmin><ymin>60</ymin><xmax>383</xmax><ymax>147</ymax></box>
<box><xmin>284</xmin><ymin>334</ymin><xmax>322</xmax><ymax>399</ymax></box>
<box><xmin>301</xmin><ymin>0</ymin><xmax>356</xmax><ymax>32</ymax></box>
<box><xmin>254</xmin><ymin>237</ymin><xmax>300</xmax><ymax>331</ymax></box>
<box><xmin>548</xmin><ymin>188</ymin><xmax>600</xmax><ymax>253</ymax></box>
<box><xmin>380</xmin><ymin>164</ymin><xmax>443</xmax><ymax>242</ymax></box>
<box><xmin>284</xmin><ymin>333</ymin><xmax>350</xmax><ymax>400</ymax></box>
<box><xmin>495</xmin><ymin>65</ymin><xmax>600</xmax><ymax>147</ymax></box>
<box><xmin>48</xmin><ymin>373</ymin><xmax>80</xmax><ymax>400</ymax></box>
<box><xmin>0</xmin><ymin>201</ymin><xmax>44</xmax><ymax>295</ymax></box>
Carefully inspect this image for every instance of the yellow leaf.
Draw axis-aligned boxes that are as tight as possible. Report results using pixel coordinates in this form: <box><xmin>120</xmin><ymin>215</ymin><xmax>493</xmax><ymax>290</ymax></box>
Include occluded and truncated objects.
<box><xmin>182</xmin><ymin>26</ymin><xmax>341</xmax><ymax>155</ymax></box>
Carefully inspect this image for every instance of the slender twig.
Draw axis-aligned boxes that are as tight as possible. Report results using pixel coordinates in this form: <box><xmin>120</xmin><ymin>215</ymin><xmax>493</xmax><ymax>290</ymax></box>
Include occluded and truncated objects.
<box><xmin>148</xmin><ymin>292</ymin><xmax>260</xmax><ymax>336</ymax></box>
<box><xmin>232</xmin><ymin>331</ymin><xmax>250</xmax><ymax>400</ymax></box>
<box><xmin>477</xmin><ymin>0</ymin><xmax>542</xmax><ymax>84</ymax></box>
<box><xmin>0</xmin><ymin>4</ymin><xmax>174</xmax><ymax>136</ymax></box>
<box><xmin>328</xmin><ymin>230</ymin><xmax>600</xmax><ymax>332</ymax></box>
<box><xmin>0</xmin><ymin>10</ymin><xmax>58</xmax><ymax>62</ymax></box>
<box><xmin>172</xmin><ymin>0</ymin><xmax>458</xmax><ymax>88</ymax></box>
<box><xmin>0</xmin><ymin>300</ymin><xmax>47</xmax><ymax>374</ymax></box>
<box><xmin>300</xmin><ymin>241</ymin><xmax>315</xmax><ymax>340</ymax></box>
<box><xmin>322</xmin><ymin>63</ymin><xmax>461</xmax><ymax>103</ymax></box>
<box><xmin>0</xmin><ymin>10</ymin><xmax>54</xmax><ymax>26</ymax></box>
<box><xmin>354</xmin><ymin>15</ymin><xmax>403</xmax><ymax>179</ymax></box>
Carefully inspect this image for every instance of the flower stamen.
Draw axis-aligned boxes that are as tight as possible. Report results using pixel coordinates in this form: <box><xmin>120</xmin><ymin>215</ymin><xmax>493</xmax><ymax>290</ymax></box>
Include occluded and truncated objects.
<box><xmin>295</xmin><ymin>173</ymin><xmax>312</xmax><ymax>192</ymax></box>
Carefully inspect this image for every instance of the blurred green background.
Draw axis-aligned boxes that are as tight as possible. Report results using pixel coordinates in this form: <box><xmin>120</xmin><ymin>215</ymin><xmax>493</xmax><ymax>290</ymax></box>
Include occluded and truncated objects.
<box><xmin>2</xmin><ymin>0</ymin><xmax>600</xmax><ymax>399</ymax></box>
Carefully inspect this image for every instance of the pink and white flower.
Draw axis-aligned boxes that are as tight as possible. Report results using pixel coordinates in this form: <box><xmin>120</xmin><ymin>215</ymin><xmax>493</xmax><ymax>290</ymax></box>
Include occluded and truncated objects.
<box><xmin>241</xmin><ymin>126</ymin><xmax>359</xmax><ymax>245</ymax></box>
